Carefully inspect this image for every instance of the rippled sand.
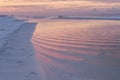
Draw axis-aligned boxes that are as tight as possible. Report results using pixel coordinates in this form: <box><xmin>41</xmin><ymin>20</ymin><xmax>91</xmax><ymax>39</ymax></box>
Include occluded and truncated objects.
<box><xmin>32</xmin><ymin>20</ymin><xmax>120</xmax><ymax>80</ymax></box>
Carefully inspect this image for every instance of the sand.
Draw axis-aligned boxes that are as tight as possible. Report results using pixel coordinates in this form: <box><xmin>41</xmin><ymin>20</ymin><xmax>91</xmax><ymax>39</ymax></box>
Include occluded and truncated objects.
<box><xmin>0</xmin><ymin>18</ymin><xmax>120</xmax><ymax>80</ymax></box>
<box><xmin>0</xmin><ymin>23</ymin><xmax>42</xmax><ymax>80</ymax></box>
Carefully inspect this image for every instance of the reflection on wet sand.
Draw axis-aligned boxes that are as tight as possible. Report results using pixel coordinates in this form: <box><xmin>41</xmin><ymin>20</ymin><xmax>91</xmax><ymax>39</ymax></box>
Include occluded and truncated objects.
<box><xmin>32</xmin><ymin>20</ymin><xmax>120</xmax><ymax>80</ymax></box>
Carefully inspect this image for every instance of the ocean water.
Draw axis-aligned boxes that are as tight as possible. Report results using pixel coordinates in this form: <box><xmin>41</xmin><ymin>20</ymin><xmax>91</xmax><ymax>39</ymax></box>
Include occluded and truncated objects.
<box><xmin>32</xmin><ymin>19</ymin><xmax>120</xmax><ymax>80</ymax></box>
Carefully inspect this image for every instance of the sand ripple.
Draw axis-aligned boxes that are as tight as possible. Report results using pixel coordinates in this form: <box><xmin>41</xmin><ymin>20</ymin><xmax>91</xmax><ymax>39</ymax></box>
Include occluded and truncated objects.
<box><xmin>32</xmin><ymin>20</ymin><xmax>120</xmax><ymax>80</ymax></box>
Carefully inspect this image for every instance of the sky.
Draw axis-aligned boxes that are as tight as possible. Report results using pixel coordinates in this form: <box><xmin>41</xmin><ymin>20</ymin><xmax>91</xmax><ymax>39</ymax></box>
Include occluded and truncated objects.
<box><xmin>0</xmin><ymin>0</ymin><xmax>120</xmax><ymax>17</ymax></box>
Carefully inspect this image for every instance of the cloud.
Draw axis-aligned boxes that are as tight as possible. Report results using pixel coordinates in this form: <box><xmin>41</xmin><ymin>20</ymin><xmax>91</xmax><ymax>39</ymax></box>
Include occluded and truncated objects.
<box><xmin>0</xmin><ymin>0</ymin><xmax>120</xmax><ymax>3</ymax></box>
<box><xmin>1</xmin><ymin>0</ymin><xmax>120</xmax><ymax>3</ymax></box>
<box><xmin>0</xmin><ymin>0</ymin><xmax>120</xmax><ymax>16</ymax></box>
<box><xmin>89</xmin><ymin>0</ymin><xmax>120</xmax><ymax>3</ymax></box>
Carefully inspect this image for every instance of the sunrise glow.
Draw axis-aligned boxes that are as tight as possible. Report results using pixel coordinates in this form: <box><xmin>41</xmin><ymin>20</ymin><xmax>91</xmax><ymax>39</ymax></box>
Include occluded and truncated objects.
<box><xmin>0</xmin><ymin>0</ymin><xmax>120</xmax><ymax>16</ymax></box>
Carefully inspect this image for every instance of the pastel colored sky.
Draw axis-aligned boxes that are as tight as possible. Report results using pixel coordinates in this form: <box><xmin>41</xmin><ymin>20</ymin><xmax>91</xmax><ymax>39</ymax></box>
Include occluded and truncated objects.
<box><xmin>0</xmin><ymin>0</ymin><xmax>120</xmax><ymax>16</ymax></box>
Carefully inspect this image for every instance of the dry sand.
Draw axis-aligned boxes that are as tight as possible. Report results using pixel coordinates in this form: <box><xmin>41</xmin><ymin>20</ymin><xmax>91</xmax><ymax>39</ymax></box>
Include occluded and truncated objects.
<box><xmin>0</xmin><ymin>23</ymin><xmax>42</xmax><ymax>80</ymax></box>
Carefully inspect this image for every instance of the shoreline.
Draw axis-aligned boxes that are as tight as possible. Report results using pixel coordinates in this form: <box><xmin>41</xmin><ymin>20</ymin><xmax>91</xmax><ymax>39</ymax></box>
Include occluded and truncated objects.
<box><xmin>0</xmin><ymin>22</ymin><xmax>42</xmax><ymax>80</ymax></box>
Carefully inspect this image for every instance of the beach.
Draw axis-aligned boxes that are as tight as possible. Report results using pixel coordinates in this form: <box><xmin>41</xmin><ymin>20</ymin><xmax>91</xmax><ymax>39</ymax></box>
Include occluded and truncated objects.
<box><xmin>0</xmin><ymin>17</ymin><xmax>120</xmax><ymax>80</ymax></box>
<box><xmin>0</xmin><ymin>0</ymin><xmax>120</xmax><ymax>80</ymax></box>
<box><xmin>0</xmin><ymin>17</ymin><xmax>42</xmax><ymax>80</ymax></box>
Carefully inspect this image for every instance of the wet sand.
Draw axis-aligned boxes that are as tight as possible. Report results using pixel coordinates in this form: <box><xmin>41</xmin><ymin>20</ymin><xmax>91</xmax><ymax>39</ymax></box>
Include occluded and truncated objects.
<box><xmin>32</xmin><ymin>19</ymin><xmax>120</xmax><ymax>80</ymax></box>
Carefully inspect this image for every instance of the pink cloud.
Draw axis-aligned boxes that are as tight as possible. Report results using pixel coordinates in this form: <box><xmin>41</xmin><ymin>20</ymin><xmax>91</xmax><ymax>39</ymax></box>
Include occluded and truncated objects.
<box><xmin>2</xmin><ymin>0</ymin><xmax>120</xmax><ymax>3</ymax></box>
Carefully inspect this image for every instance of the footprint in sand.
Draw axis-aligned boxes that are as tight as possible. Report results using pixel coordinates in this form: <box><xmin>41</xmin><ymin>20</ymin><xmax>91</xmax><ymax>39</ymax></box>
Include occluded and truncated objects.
<box><xmin>21</xmin><ymin>48</ymin><xmax>25</xmax><ymax>51</ymax></box>
<box><xmin>0</xmin><ymin>48</ymin><xmax>6</xmax><ymax>53</ymax></box>
<box><xmin>0</xmin><ymin>29</ymin><xmax>5</xmax><ymax>31</ymax></box>
<box><xmin>0</xmin><ymin>58</ymin><xmax>2</xmax><ymax>60</ymax></box>
<box><xmin>29</xmin><ymin>54</ymin><xmax>34</xmax><ymax>57</ymax></box>
<box><xmin>6</xmin><ymin>46</ymin><xmax>13</xmax><ymax>50</ymax></box>
<box><xmin>17</xmin><ymin>61</ymin><xmax>23</xmax><ymax>64</ymax></box>
<box><xmin>25</xmin><ymin>72</ymin><xmax>38</xmax><ymax>77</ymax></box>
<box><xmin>17</xmin><ymin>61</ymin><xmax>24</xmax><ymax>65</ymax></box>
